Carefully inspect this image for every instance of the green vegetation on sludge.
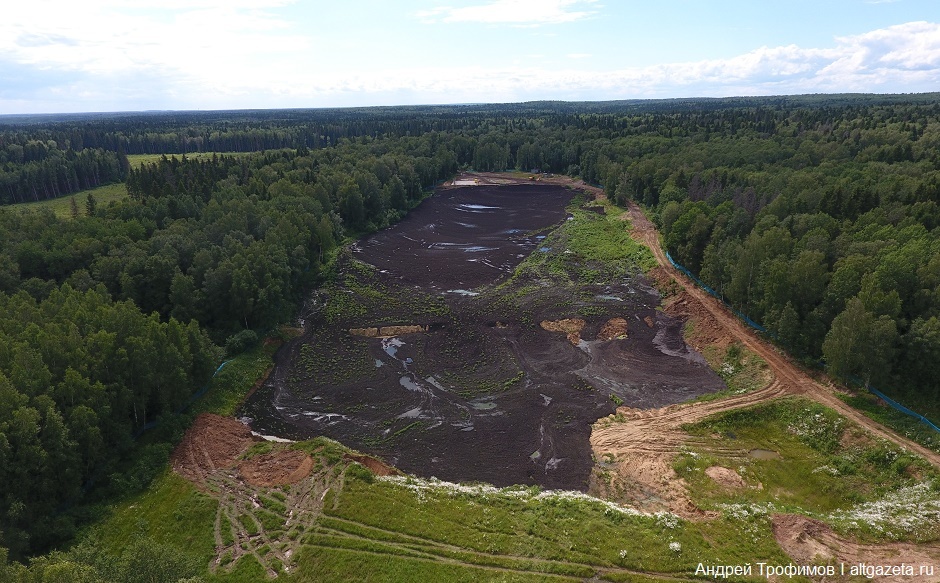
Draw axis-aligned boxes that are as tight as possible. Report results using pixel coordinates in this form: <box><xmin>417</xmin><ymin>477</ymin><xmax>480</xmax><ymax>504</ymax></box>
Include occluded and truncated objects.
<box><xmin>196</xmin><ymin>341</ymin><xmax>278</xmax><ymax>418</ymax></box>
<box><xmin>503</xmin><ymin>198</ymin><xmax>655</xmax><ymax>291</ymax></box>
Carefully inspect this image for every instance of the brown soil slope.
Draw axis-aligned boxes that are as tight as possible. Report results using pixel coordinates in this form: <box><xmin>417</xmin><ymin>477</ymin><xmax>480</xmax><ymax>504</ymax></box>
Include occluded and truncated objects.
<box><xmin>773</xmin><ymin>514</ymin><xmax>940</xmax><ymax>582</ymax></box>
<box><xmin>622</xmin><ymin>201</ymin><xmax>940</xmax><ymax>467</ymax></box>
<box><xmin>592</xmin><ymin>199</ymin><xmax>940</xmax><ymax>522</ymax></box>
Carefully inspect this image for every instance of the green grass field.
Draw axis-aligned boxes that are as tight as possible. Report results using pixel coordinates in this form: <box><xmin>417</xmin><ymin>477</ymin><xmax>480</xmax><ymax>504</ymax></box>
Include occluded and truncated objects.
<box><xmin>85</xmin><ymin>444</ymin><xmax>796</xmax><ymax>582</ymax></box>
<box><xmin>677</xmin><ymin>398</ymin><xmax>939</xmax><ymax>540</ymax></box>
<box><xmin>126</xmin><ymin>152</ymin><xmax>254</xmax><ymax>168</ymax></box>
<box><xmin>8</xmin><ymin>182</ymin><xmax>128</xmax><ymax>218</ymax></box>
<box><xmin>6</xmin><ymin>152</ymin><xmax>257</xmax><ymax>219</ymax></box>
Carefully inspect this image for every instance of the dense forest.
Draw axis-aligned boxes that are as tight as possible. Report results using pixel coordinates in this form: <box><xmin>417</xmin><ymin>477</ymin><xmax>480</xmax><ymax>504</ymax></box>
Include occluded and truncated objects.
<box><xmin>0</xmin><ymin>143</ymin><xmax>127</xmax><ymax>205</ymax></box>
<box><xmin>0</xmin><ymin>94</ymin><xmax>939</xmax><ymax>564</ymax></box>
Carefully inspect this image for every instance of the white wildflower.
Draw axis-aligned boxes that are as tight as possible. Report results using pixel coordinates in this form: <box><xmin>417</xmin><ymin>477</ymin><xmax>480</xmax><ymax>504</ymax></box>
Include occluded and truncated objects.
<box><xmin>828</xmin><ymin>481</ymin><xmax>940</xmax><ymax>536</ymax></box>
<box><xmin>378</xmin><ymin>475</ymin><xmax>648</xmax><ymax>516</ymax></box>
<box><xmin>655</xmin><ymin>511</ymin><xmax>680</xmax><ymax>529</ymax></box>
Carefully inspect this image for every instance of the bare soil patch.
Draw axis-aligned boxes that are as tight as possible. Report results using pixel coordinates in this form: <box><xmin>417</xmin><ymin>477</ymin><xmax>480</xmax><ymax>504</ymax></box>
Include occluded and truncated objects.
<box><xmin>590</xmin><ymin>380</ymin><xmax>788</xmax><ymax>516</ymax></box>
<box><xmin>349</xmin><ymin>325</ymin><xmax>427</xmax><ymax>338</ymax></box>
<box><xmin>704</xmin><ymin>466</ymin><xmax>747</xmax><ymax>489</ymax></box>
<box><xmin>772</xmin><ymin>514</ymin><xmax>940</xmax><ymax>581</ymax></box>
<box><xmin>597</xmin><ymin>318</ymin><xmax>628</xmax><ymax>341</ymax></box>
<box><xmin>172</xmin><ymin>413</ymin><xmax>342</xmax><ymax>576</ymax></box>
<box><xmin>239</xmin><ymin>449</ymin><xmax>314</xmax><ymax>487</ymax></box>
<box><xmin>662</xmin><ymin>289</ymin><xmax>733</xmax><ymax>352</ymax></box>
<box><xmin>344</xmin><ymin>453</ymin><xmax>399</xmax><ymax>476</ymax></box>
<box><xmin>540</xmin><ymin>318</ymin><xmax>585</xmax><ymax>345</ymax></box>
<box><xmin>171</xmin><ymin>414</ymin><xmax>258</xmax><ymax>485</ymax></box>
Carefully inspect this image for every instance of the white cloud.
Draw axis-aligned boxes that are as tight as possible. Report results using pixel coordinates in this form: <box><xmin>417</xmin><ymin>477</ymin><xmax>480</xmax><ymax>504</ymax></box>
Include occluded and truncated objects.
<box><xmin>303</xmin><ymin>21</ymin><xmax>940</xmax><ymax>101</ymax></box>
<box><xmin>0</xmin><ymin>1</ymin><xmax>306</xmax><ymax>80</ymax></box>
<box><xmin>417</xmin><ymin>0</ymin><xmax>598</xmax><ymax>26</ymax></box>
<box><xmin>2</xmin><ymin>14</ymin><xmax>940</xmax><ymax>113</ymax></box>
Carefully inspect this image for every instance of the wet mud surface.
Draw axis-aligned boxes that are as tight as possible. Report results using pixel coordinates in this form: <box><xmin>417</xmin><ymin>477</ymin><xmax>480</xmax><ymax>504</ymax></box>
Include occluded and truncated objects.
<box><xmin>356</xmin><ymin>185</ymin><xmax>574</xmax><ymax>291</ymax></box>
<box><xmin>241</xmin><ymin>184</ymin><xmax>725</xmax><ymax>491</ymax></box>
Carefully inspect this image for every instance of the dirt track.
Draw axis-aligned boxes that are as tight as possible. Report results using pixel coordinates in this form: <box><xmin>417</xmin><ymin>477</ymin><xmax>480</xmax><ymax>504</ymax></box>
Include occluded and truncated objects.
<box><xmin>590</xmin><ymin>199</ymin><xmax>940</xmax><ymax>517</ymax></box>
<box><xmin>171</xmin><ymin>415</ymin><xmax>710</xmax><ymax>582</ymax></box>
<box><xmin>624</xmin><ymin>201</ymin><xmax>940</xmax><ymax>468</ymax></box>
<box><xmin>773</xmin><ymin>514</ymin><xmax>940</xmax><ymax>582</ymax></box>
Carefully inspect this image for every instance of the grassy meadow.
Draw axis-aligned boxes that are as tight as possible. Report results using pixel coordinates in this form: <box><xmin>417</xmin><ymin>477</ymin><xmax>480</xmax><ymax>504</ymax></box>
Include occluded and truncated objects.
<box><xmin>6</xmin><ymin>152</ymin><xmax>255</xmax><ymax>218</ymax></box>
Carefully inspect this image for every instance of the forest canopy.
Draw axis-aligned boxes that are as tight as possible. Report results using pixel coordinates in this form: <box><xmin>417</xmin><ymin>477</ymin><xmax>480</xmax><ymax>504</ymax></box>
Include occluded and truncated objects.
<box><xmin>0</xmin><ymin>94</ymin><xmax>939</xmax><ymax>560</ymax></box>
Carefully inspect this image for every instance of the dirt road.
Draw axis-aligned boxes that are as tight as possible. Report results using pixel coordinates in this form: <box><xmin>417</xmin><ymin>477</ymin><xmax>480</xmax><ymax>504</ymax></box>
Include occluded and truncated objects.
<box><xmin>622</xmin><ymin>200</ymin><xmax>940</xmax><ymax>467</ymax></box>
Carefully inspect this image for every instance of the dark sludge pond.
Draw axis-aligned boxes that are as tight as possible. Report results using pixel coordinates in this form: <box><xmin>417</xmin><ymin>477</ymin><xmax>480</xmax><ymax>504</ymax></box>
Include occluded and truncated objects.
<box><xmin>240</xmin><ymin>184</ymin><xmax>725</xmax><ymax>491</ymax></box>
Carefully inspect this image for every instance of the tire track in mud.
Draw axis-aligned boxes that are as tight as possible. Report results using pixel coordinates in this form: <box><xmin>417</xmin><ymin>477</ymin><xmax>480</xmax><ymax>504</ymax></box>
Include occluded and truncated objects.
<box><xmin>204</xmin><ymin>459</ymin><xmax>348</xmax><ymax>577</ymax></box>
<box><xmin>181</xmin><ymin>428</ymin><xmax>697</xmax><ymax>581</ymax></box>
<box><xmin>309</xmin><ymin>514</ymin><xmax>701</xmax><ymax>582</ymax></box>
<box><xmin>591</xmin><ymin>380</ymin><xmax>790</xmax><ymax>515</ymax></box>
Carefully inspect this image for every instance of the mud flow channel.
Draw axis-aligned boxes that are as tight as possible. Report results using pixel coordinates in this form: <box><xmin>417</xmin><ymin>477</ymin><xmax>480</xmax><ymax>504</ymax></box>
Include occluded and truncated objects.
<box><xmin>240</xmin><ymin>184</ymin><xmax>725</xmax><ymax>490</ymax></box>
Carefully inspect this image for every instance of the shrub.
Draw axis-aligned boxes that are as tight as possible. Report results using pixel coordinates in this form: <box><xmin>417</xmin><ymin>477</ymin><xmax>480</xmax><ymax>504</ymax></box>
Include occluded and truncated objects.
<box><xmin>225</xmin><ymin>329</ymin><xmax>258</xmax><ymax>356</ymax></box>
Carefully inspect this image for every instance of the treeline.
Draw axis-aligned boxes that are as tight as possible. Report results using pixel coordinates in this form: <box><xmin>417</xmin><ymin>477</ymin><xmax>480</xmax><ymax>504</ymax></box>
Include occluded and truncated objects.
<box><xmin>0</xmin><ymin>143</ymin><xmax>128</xmax><ymax>205</ymax></box>
<box><xmin>0</xmin><ymin>285</ymin><xmax>217</xmax><ymax>557</ymax></box>
<box><xmin>2</xmin><ymin>143</ymin><xmax>451</xmax><ymax>347</ymax></box>
<box><xmin>593</xmin><ymin>105</ymin><xmax>940</xmax><ymax>399</ymax></box>
<box><xmin>0</xmin><ymin>139</ymin><xmax>453</xmax><ymax>558</ymax></box>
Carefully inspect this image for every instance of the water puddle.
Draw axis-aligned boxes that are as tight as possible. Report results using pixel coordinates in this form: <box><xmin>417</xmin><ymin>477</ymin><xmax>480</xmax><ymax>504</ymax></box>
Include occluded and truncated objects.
<box><xmin>545</xmin><ymin>457</ymin><xmax>564</xmax><ymax>471</ymax></box>
<box><xmin>398</xmin><ymin>407</ymin><xmax>423</xmax><ymax>419</ymax></box>
<box><xmin>383</xmin><ymin>337</ymin><xmax>404</xmax><ymax>358</ymax></box>
<box><xmin>596</xmin><ymin>295</ymin><xmax>623</xmax><ymax>302</ymax></box>
<box><xmin>652</xmin><ymin>318</ymin><xmax>708</xmax><ymax>364</ymax></box>
<box><xmin>399</xmin><ymin>376</ymin><xmax>426</xmax><ymax>393</ymax></box>
<box><xmin>457</xmin><ymin>203</ymin><xmax>500</xmax><ymax>211</ymax></box>
<box><xmin>428</xmin><ymin>242</ymin><xmax>497</xmax><ymax>252</ymax></box>
<box><xmin>749</xmin><ymin>449</ymin><xmax>781</xmax><ymax>460</ymax></box>
<box><xmin>251</xmin><ymin>431</ymin><xmax>295</xmax><ymax>443</ymax></box>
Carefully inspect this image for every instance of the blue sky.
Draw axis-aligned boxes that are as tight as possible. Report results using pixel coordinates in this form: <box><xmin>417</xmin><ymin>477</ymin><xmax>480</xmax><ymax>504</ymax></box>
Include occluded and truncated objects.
<box><xmin>2</xmin><ymin>0</ymin><xmax>938</xmax><ymax>114</ymax></box>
